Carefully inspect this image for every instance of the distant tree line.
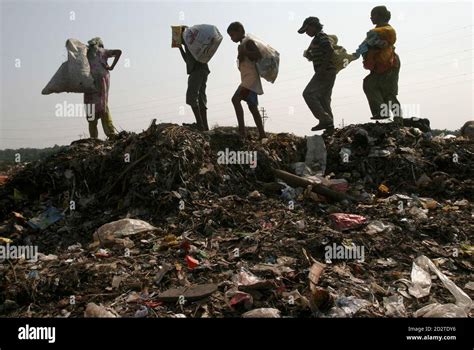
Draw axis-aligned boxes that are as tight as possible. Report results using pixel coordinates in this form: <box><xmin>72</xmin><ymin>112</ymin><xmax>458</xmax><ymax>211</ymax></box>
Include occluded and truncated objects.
<box><xmin>430</xmin><ymin>129</ymin><xmax>460</xmax><ymax>137</ymax></box>
<box><xmin>0</xmin><ymin>145</ymin><xmax>66</xmax><ymax>170</ymax></box>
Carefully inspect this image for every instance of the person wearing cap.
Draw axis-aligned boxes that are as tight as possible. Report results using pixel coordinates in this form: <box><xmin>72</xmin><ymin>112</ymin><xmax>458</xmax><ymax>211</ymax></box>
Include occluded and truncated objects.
<box><xmin>298</xmin><ymin>17</ymin><xmax>337</xmax><ymax>131</ymax></box>
<box><xmin>353</xmin><ymin>6</ymin><xmax>401</xmax><ymax>120</ymax></box>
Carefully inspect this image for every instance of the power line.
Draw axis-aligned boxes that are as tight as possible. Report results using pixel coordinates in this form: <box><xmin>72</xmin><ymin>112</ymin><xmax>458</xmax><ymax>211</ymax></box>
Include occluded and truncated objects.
<box><xmin>260</xmin><ymin>107</ymin><xmax>268</xmax><ymax>127</ymax></box>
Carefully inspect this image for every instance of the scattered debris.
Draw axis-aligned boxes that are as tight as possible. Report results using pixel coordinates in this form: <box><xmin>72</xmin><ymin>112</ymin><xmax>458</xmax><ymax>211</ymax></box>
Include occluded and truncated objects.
<box><xmin>0</xmin><ymin>123</ymin><xmax>472</xmax><ymax>318</ymax></box>
<box><xmin>27</xmin><ymin>207</ymin><xmax>64</xmax><ymax>230</ymax></box>
<box><xmin>383</xmin><ymin>295</ymin><xmax>406</xmax><ymax>317</ymax></box>
<box><xmin>157</xmin><ymin>284</ymin><xmax>218</xmax><ymax>302</ymax></box>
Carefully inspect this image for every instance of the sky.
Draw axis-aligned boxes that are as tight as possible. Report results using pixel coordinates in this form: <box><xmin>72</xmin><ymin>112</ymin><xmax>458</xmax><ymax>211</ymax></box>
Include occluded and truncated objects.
<box><xmin>0</xmin><ymin>0</ymin><xmax>473</xmax><ymax>149</ymax></box>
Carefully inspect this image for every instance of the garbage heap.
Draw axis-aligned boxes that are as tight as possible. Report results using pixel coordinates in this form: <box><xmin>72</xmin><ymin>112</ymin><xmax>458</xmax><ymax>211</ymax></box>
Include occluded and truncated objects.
<box><xmin>324</xmin><ymin>122</ymin><xmax>474</xmax><ymax>199</ymax></box>
<box><xmin>0</xmin><ymin>123</ymin><xmax>304</xmax><ymax>247</ymax></box>
<box><xmin>0</xmin><ymin>122</ymin><xmax>472</xmax><ymax>318</ymax></box>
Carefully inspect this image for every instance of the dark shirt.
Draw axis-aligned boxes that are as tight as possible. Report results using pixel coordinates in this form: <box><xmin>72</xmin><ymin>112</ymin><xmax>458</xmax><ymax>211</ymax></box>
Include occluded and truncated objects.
<box><xmin>307</xmin><ymin>31</ymin><xmax>335</xmax><ymax>72</ymax></box>
<box><xmin>180</xmin><ymin>44</ymin><xmax>210</xmax><ymax>75</ymax></box>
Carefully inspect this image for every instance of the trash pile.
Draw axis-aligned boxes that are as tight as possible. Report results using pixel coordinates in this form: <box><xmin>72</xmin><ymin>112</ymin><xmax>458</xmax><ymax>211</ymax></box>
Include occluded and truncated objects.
<box><xmin>0</xmin><ymin>122</ymin><xmax>472</xmax><ymax>318</ymax></box>
<box><xmin>324</xmin><ymin>122</ymin><xmax>474</xmax><ymax>199</ymax></box>
<box><xmin>0</xmin><ymin>123</ymin><xmax>305</xmax><ymax>250</ymax></box>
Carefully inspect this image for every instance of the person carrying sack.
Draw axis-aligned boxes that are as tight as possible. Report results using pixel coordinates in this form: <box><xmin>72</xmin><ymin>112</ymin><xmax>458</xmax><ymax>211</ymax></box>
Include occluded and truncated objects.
<box><xmin>178</xmin><ymin>26</ymin><xmax>211</xmax><ymax>131</ymax></box>
<box><xmin>227</xmin><ymin>22</ymin><xmax>266</xmax><ymax>140</ymax></box>
<box><xmin>84</xmin><ymin>37</ymin><xmax>121</xmax><ymax>139</ymax></box>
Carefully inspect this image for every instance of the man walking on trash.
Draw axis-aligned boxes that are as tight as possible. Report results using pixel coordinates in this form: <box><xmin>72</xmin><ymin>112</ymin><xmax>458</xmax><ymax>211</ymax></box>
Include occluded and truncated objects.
<box><xmin>178</xmin><ymin>26</ymin><xmax>210</xmax><ymax>131</ymax></box>
<box><xmin>299</xmin><ymin>17</ymin><xmax>337</xmax><ymax>132</ymax></box>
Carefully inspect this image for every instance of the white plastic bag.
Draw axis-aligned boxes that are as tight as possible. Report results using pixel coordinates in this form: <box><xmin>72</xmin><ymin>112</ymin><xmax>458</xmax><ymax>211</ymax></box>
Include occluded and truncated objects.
<box><xmin>409</xmin><ymin>255</ymin><xmax>473</xmax><ymax>316</ymax></box>
<box><xmin>242</xmin><ymin>308</ymin><xmax>281</xmax><ymax>318</ymax></box>
<box><xmin>94</xmin><ymin>218</ymin><xmax>158</xmax><ymax>240</ymax></box>
<box><xmin>42</xmin><ymin>39</ymin><xmax>98</xmax><ymax>95</ymax></box>
<box><xmin>383</xmin><ymin>295</ymin><xmax>407</xmax><ymax>317</ymax></box>
<box><xmin>305</xmin><ymin>135</ymin><xmax>327</xmax><ymax>174</ymax></box>
<box><xmin>183</xmin><ymin>24</ymin><xmax>222</xmax><ymax>63</ymax></box>
<box><xmin>414</xmin><ymin>303</ymin><xmax>467</xmax><ymax>318</ymax></box>
<box><xmin>245</xmin><ymin>34</ymin><xmax>280</xmax><ymax>83</ymax></box>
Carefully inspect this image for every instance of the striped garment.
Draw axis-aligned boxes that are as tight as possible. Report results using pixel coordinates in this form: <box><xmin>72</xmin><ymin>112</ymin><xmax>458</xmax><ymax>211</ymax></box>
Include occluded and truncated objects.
<box><xmin>306</xmin><ymin>32</ymin><xmax>336</xmax><ymax>72</ymax></box>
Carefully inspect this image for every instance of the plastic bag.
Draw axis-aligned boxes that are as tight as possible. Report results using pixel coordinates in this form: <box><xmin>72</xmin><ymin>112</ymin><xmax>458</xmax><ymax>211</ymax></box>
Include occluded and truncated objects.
<box><xmin>242</xmin><ymin>308</ymin><xmax>281</xmax><ymax>318</ymax></box>
<box><xmin>408</xmin><ymin>257</ymin><xmax>432</xmax><ymax>298</ymax></box>
<box><xmin>365</xmin><ymin>221</ymin><xmax>394</xmax><ymax>235</ymax></box>
<box><xmin>327</xmin><ymin>296</ymin><xmax>370</xmax><ymax>317</ymax></box>
<box><xmin>280</xmin><ymin>182</ymin><xmax>299</xmax><ymax>202</ymax></box>
<box><xmin>245</xmin><ymin>34</ymin><xmax>280</xmax><ymax>83</ymax></box>
<box><xmin>232</xmin><ymin>269</ymin><xmax>262</xmax><ymax>287</ymax></box>
<box><xmin>409</xmin><ymin>255</ymin><xmax>473</xmax><ymax>314</ymax></box>
<box><xmin>383</xmin><ymin>295</ymin><xmax>407</xmax><ymax>317</ymax></box>
<box><xmin>27</xmin><ymin>207</ymin><xmax>64</xmax><ymax>230</ymax></box>
<box><xmin>305</xmin><ymin>135</ymin><xmax>327</xmax><ymax>174</ymax></box>
<box><xmin>94</xmin><ymin>219</ymin><xmax>158</xmax><ymax>243</ymax></box>
<box><xmin>183</xmin><ymin>24</ymin><xmax>222</xmax><ymax>63</ymax></box>
<box><xmin>327</xmin><ymin>35</ymin><xmax>355</xmax><ymax>73</ymax></box>
<box><xmin>84</xmin><ymin>302</ymin><xmax>119</xmax><ymax>318</ymax></box>
<box><xmin>414</xmin><ymin>303</ymin><xmax>467</xmax><ymax>318</ymax></box>
<box><xmin>408</xmin><ymin>206</ymin><xmax>428</xmax><ymax>221</ymax></box>
<box><xmin>329</xmin><ymin>213</ymin><xmax>367</xmax><ymax>231</ymax></box>
<box><xmin>42</xmin><ymin>39</ymin><xmax>98</xmax><ymax>95</ymax></box>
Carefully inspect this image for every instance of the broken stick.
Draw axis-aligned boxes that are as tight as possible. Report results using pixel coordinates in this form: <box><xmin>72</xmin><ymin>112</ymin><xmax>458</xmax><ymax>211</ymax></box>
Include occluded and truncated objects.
<box><xmin>272</xmin><ymin>168</ymin><xmax>356</xmax><ymax>202</ymax></box>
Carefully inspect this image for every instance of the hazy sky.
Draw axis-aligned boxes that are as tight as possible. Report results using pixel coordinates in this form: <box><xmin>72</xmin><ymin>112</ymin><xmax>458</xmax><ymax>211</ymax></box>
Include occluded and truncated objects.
<box><xmin>1</xmin><ymin>0</ymin><xmax>473</xmax><ymax>149</ymax></box>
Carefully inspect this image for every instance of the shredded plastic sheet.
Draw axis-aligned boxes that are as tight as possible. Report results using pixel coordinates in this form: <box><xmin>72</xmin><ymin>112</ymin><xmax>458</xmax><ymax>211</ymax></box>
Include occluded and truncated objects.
<box><xmin>329</xmin><ymin>213</ymin><xmax>367</xmax><ymax>231</ymax></box>
<box><xmin>409</xmin><ymin>255</ymin><xmax>473</xmax><ymax>317</ymax></box>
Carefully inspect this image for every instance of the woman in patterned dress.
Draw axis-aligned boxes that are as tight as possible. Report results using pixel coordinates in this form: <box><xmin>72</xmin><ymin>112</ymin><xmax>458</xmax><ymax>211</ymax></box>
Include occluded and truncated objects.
<box><xmin>84</xmin><ymin>37</ymin><xmax>122</xmax><ymax>139</ymax></box>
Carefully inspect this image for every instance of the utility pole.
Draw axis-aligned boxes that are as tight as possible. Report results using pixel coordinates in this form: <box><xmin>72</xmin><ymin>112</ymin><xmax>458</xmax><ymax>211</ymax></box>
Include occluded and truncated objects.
<box><xmin>260</xmin><ymin>107</ymin><xmax>268</xmax><ymax>127</ymax></box>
